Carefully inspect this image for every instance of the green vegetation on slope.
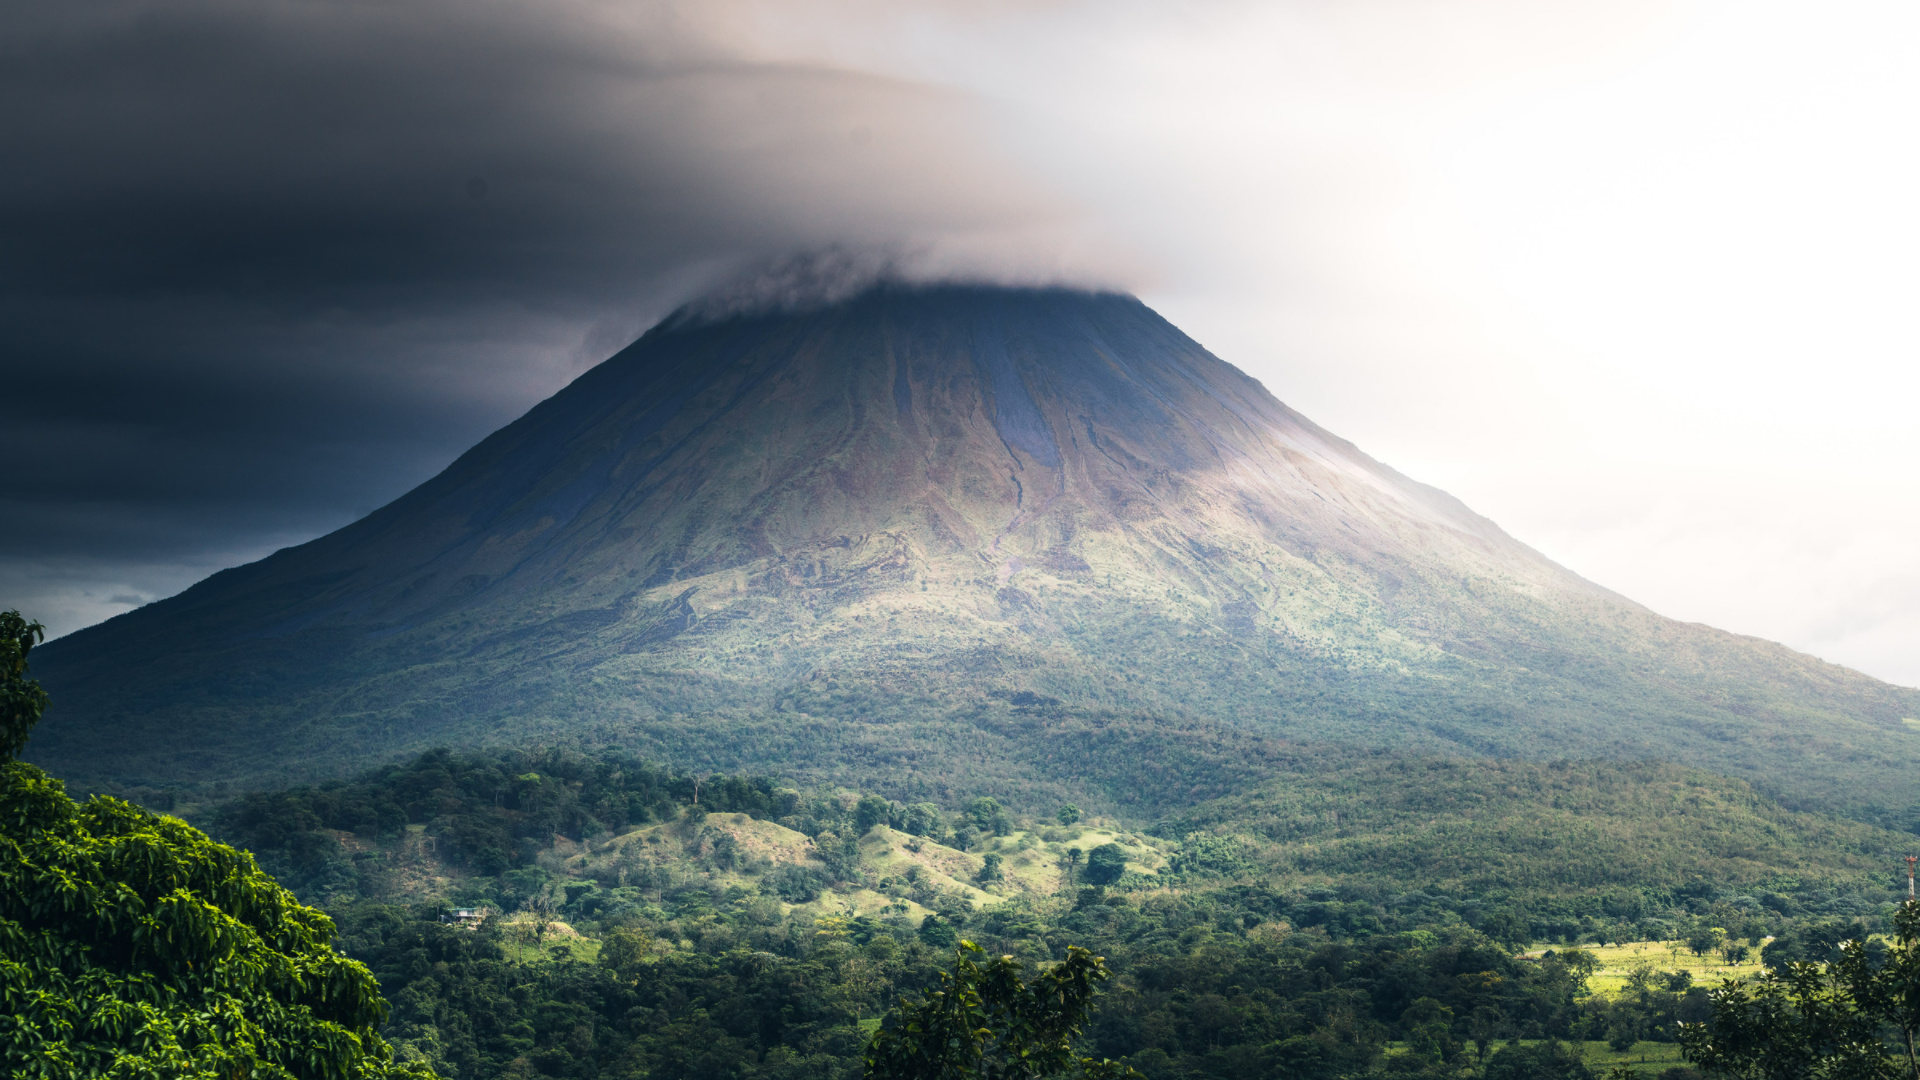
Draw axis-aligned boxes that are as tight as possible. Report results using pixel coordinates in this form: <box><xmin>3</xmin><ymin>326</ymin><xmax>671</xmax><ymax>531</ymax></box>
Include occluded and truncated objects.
<box><xmin>1167</xmin><ymin>755</ymin><xmax>1908</xmax><ymax>899</ymax></box>
<box><xmin>165</xmin><ymin>742</ymin><xmax>1917</xmax><ymax>1080</ymax></box>
<box><xmin>202</xmin><ymin>746</ymin><xmax>1914</xmax><ymax>948</ymax></box>
<box><xmin>204</xmin><ymin>746</ymin><xmax>1172</xmax><ymax>919</ymax></box>
<box><xmin>864</xmin><ymin>942</ymin><xmax>1134</xmax><ymax>1080</ymax></box>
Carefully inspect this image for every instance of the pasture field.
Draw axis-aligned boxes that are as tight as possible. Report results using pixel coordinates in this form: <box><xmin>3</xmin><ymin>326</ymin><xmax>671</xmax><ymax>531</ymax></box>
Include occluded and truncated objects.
<box><xmin>1573</xmin><ymin>1039</ymin><xmax>1690</xmax><ymax>1076</ymax></box>
<box><xmin>1383</xmin><ymin>1040</ymin><xmax>1689</xmax><ymax>1077</ymax></box>
<box><xmin>1580</xmin><ymin>938</ymin><xmax>1764</xmax><ymax>995</ymax></box>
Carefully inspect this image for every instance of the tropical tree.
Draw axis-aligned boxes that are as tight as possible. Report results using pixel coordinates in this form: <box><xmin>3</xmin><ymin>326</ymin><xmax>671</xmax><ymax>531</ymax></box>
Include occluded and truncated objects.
<box><xmin>1688</xmin><ymin>926</ymin><xmax>1727</xmax><ymax>957</ymax></box>
<box><xmin>598</xmin><ymin>926</ymin><xmax>653</xmax><ymax>978</ymax></box>
<box><xmin>0</xmin><ymin>610</ymin><xmax>49</xmax><ymax>761</ymax></box>
<box><xmin>901</xmin><ymin>802</ymin><xmax>944</xmax><ymax>837</ymax></box>
<box><xmin>1084</xmin><ymin>843</ymin><xmax>1128</xmax><ymax>887</ymax></box>
<box><xmin>1558</xmin><ymin>946</ymin><xmax>1599</xmax><ymax>991</ymax></box>
<box><xmin>864</xmin><ymin>941</ymin><xmax>1137</xmax><ymax>1080</ymax></box>
<box><xmin>918</xmin><ymin>913</ymin><xmax>959</xmax><ymax>948</ymax></box>
<box><xmin>857</xmin><ymin>794</ymin><xmax>895</xmax><ymax>834</ymax></box>
<box><xmin>967</xmin><ymin>797</ymin><xmax>1005</xmax><ymax>835</ymax></box>
<box><xmin>0</xmin><ymin>608</ymin><xmax>433</xmax><ymax>1079</ymax></box>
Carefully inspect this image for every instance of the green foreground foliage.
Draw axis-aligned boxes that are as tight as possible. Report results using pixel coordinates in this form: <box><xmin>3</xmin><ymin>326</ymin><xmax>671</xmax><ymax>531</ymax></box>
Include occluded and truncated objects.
<box><xmin>1</xmin><ymin>611</ymin><xmax>50</xmax><ymax>761</ymax></box>
<box><xmin>0</xmin><ymin>609</ymin><xmax>431</xmax><ymax>1080</ymax></box>
<box><xmin>0</xmin><ymin>765</ymin><xmax>435</xmax><ymax>1079</ymax></box>
<box><xmin>865</xmin><ymin>942</ymin><xmax>1133</xmax><ymax>1080</ymax></box>
<box><xmin>1682</xmin><ymin>899</ymin><xmax>1920</xmax><ymax>1078</ymax></box>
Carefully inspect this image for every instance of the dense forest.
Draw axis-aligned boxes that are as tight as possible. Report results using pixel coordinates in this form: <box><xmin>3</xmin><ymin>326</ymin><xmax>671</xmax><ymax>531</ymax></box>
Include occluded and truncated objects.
<box><xmin>179</xmin><ymin>745</ymin><xmax>1914</xmax><ymax>1080</ymax></box>
<box><xmin>1166</xmin><ymin>755</ymin><xmax>1907</xmax><ymax>902</ymax></box>
<box><xmin>325</xmin><ymin>891</ymin><xmax>1632</xmax><ymax>1080</ymax></box>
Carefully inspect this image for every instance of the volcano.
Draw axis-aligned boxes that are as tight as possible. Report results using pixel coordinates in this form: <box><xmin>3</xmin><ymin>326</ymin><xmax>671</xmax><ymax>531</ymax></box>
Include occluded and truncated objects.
<box><xmin>29</xmin><ymin>286</ymin><xmax>1920</xmax><ymax>817</ymax></box>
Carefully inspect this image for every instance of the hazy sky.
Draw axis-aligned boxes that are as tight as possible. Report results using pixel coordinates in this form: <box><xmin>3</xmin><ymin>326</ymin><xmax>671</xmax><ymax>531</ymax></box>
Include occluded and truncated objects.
<box><xmin>4</xmin><ymin>0</ymin><xmax>1916</xmax><ymax>685</ymax></box>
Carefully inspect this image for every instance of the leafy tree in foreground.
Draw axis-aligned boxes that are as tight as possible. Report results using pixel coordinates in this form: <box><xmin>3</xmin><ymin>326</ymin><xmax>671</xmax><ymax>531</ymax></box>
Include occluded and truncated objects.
<box><xmin>865</xmin><ymin>941</ymin><xmax>1136</xmax><ymax>1080</ymax></box>
<box><xmin>0</xmin><ymin>608</ymin><xmax>432</xmax><ymax>1080</ymax></box>
<box><xmin>1681</xmin><ymin>899</ymin><xmax>1920</xmax><ymax>1079</ymax></box>
<box><xmin>0</xmin><ymin>610</ymin><xmax>49</xmax><ymax>762</ymax></box>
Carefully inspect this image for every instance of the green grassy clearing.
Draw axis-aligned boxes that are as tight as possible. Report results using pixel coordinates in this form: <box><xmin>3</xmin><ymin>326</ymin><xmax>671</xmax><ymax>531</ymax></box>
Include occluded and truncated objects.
<box><xmin>1570</xmin><ymin>939</ymin><xmax>1765</xmax><ymax>995</ymax></box>
<box><xmin>1571</xmin><ymin>1040</ymin><xmax>1689</xmax><ymax>1076</ymax></box>
<box><xmin>1382</xmin><ymin>1039</ymin><xmax>1688</xmax><ymax>1076</ymax></box>
<box><xmin>492</xmin><ymin>917</ymin><xmax>602</xmax><ymax>965</ymax></box>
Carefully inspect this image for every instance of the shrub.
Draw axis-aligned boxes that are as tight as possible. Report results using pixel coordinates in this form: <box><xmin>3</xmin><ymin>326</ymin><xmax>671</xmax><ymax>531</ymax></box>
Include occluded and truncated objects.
<box><xmin>978</xmin><ymin>853</ymin><xmax>1004</xmax><ymax>883</ymax></box>
<box><xmin>766</xmin><ymin>863</ymin><xmax>827</xmax><ymax>903</ymax></box>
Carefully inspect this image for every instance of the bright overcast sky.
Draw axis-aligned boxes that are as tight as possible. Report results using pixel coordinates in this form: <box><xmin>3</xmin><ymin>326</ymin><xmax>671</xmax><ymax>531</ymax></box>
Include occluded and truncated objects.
<box><xmin>905</xmin><ymin>0</ymin><xmax>1920</xmax><ymax>686</ymax></box>
<box><xmin>4</xmin><ymin>0</ymin><xmax>1916</xmax><ymax>685</ymax></box>
<box><xmin>1149</xmin><ymin>0</ymin><xmax>1920</xmax><ymax>688</ymax></box>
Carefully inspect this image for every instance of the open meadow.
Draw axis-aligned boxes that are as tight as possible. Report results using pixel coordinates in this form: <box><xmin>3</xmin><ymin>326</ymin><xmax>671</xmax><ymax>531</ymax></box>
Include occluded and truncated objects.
<box><xmin>1550</xmin><ymin>938</ymin><xmax>1768</xmax><ymax>995</ymax></box>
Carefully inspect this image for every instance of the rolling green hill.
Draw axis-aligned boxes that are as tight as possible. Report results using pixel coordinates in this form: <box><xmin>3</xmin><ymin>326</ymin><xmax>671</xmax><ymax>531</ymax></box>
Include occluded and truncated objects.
<box><xmin>191</xmin><ymin>745</ymin><xmax>1909</xmax><ymax>1080</ymax></box>
<box><xmin>27</xmin><ymin>286</ymin><xmax>1920</xmax><ymax>825</ymax></box>
<box><xmin>206</xmin><ymin>745</ymin><xmax>1908</xmax><ymax>935</ymax></box>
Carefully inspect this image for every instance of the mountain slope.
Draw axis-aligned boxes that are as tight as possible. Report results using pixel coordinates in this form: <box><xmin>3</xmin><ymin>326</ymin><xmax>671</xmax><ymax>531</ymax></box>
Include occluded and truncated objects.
<box><xmin>28</xmin><ymin>286</ymin><xmax>1920</xmax><ymax>819</ymax></box>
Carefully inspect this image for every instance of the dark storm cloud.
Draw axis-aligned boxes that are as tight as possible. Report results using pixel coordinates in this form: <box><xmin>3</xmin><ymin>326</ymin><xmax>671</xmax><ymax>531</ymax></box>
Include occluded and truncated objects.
<box><xmin>0</xmin><ymin>0</ymin><xmax>1077</xmax><ymax>633</ymax></box>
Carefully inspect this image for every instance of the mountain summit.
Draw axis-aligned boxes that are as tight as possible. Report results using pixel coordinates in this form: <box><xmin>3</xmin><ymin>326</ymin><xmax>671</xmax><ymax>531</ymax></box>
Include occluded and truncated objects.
<box><xmin>30</xmin><ymin>287</ymin><xmax>1920</xmax><ymax>816</ymax></box>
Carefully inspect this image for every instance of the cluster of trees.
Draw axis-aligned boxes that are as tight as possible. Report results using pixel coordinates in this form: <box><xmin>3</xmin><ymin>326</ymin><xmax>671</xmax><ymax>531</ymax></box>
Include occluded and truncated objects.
<box><xmin>327</xmin><ymin>877</ymin><xmax>1760</xmax><ymax>1080</ymax></box>
<box><xmin>329</xmin><ymin>875</ymin><xmax>1920</xmax><ymax>1080</ymax></box>
<box><xmin>1680</xmin><ymin>897</ymin><xmax>1920</xmax><ymax>1079</ymax></box>
<box><xmin>1567</xmin><ymin>961</ymin><xmax>1713</xmax><ymax>1051</ymax></box>
<box><xmin>214</xmin><ymin>750</ymin><xmax>794</xmax><ymax>882</ymax></box>
<box><xmin>866</xmin><ymin>942</ymin><xmax>1134</xmax><ymax>1080</ymax></box>
<box><xmin>322</xmin><ymin>889</ymin><xmax>1602</xmax><ymax>1079</ymax></box>
<box><xmin>209</xmin><ymin>746</ymin><xmax>1182</xmax><ymax>927</ymax></box>
<box><xmin>194</xmin><ymin>743</ymin><xmax>1920</xmax><ymax>1080</ymax></box>
<box><xmin>212</xmin><ymin>743</ymin><xmax>1909</xmax><ymax>953</ymax></box>
<box><xmin>335</xmin><ymin>904</ymin><xmax>914</xmax><ymax>1079</ymax></box>
<box><xmin>1170</xmin><ymin>755</ymin><xmax>1910</xmax><ymax>910</ymax></box>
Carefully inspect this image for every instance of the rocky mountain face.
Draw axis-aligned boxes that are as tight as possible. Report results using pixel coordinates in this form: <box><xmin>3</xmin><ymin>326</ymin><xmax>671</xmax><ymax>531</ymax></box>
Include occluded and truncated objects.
<box><xmin>29</xmin><ymin>287</ymin><xmax>1920</xmax><ymax>820</ymax></box>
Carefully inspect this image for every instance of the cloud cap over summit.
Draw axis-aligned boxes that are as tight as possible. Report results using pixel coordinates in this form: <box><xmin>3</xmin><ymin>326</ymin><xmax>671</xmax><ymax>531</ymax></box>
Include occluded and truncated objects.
<box><xmin>0</xmin><ymin>0</ymin><xmax>1104</xmax><ymax>638</ymax></box>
